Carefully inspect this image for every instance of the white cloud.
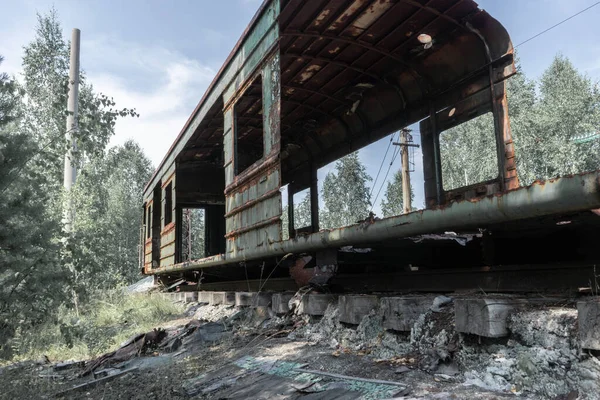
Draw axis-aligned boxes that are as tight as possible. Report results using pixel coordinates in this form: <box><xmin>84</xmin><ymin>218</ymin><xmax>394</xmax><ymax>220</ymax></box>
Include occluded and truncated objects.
<box><xmin>82</xmin><ymin>37</ymin><xmax>217</xmax><ymax>168</ymax></box>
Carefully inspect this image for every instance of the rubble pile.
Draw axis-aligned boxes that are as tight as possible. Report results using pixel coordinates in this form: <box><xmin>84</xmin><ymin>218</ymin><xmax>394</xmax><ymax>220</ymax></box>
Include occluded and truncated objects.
<box><xmin>5</xmin><ymin>293</ymin><xmax>600</xmax><ymax>399</ymax></box>
<box><xmin>289</xmin><ymin>294</ymin><xmax>600</xmax><ymax>399</ymax></box>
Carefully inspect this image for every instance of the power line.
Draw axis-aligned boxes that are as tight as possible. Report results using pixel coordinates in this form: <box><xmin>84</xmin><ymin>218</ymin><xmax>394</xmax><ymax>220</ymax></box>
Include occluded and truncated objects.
<box><xmin>368</xmin><ymin>131</ymin><xmax>396</xmax><ymax>203</ymax></box>
<box><xmin>515</xmin><ymin>1</ymin><xmax>600</xmax><ymax>48</ymax></box>
<box><xmin>370</xmin><ymin>144</ymin><xmax>401</xmax><ymax>213</ymax></box>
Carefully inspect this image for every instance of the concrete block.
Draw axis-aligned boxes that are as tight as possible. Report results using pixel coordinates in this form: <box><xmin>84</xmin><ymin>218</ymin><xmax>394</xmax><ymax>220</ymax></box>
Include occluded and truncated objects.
<box><xmin>184</xmin><ymin>292</ymin><xmax>198</xmax><ymax>303</ymax></box>
<box><xmin>338</xmin><ymin>295</ymin><xmax>379</xmax><ymax>325</ymax></box>
<box><xmin>455</xmin><ymin>298</ymin><xmax>517</xmax><ymax>337</ymax></box>
<box><xmin>272</xmin><ymin>292</ymin><xmax>294</xmax><ymax>314</ymax></box>
<box><xmin>235</xmin><ymin>292</ymin><xmax>272</xmax><ymax>307</ymax></box>
<box><xmin>578</xmin><ymin>298</ymin><xmax>600</xmax><ymax>350</ymax></box>
<box><xmin>210</xmin><ymin>291</ymin><xmax>236</xmax><ymax>305</ymax></box>
<box><xmin>381</xmin><ymin>296</ymin><xmax>433</xmax><ymax>331</ymax></box>
<box><xmin>509</xmin><ymin>308</ymin><xmax>577</xmax><ymax>348</ymax></box>
<box><xmin>198</xmin><ymin>291</ymin><xmax>212</xmax><ymax>304</ymax></box>
<box><xmin>299</xmin><ymin>293</ymin><xmax>338</xmax><ymax>316</ymax></box>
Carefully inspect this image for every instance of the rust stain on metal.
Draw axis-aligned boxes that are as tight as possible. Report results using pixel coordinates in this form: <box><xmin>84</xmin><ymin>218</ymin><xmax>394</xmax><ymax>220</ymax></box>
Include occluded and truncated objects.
<box><xmin>345</xmin><ymin>0</ymin><xmax>394</xmax><ymax>37</ymax></box>
<box><xmin>326</xmin><ymin>0</ymin><xmax>370</xmax><ymax>33</ymax></box>
<box><xmin>314</xmin><ymin>9</ymin><xmax>331</xmax><ymax>27</ymax></box>
<box><xmin>140</xmin><ymin>0</ymin><xmax>600</xmax><ymax>279</ymax></box>
<box><xmin>298</xmin><ymin>64</ymin><xmax>322</xmax><ymax>84</ymax></box>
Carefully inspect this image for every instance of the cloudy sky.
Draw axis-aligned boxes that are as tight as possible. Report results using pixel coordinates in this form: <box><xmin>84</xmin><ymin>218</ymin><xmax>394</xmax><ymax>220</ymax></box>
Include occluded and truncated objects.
<box><xmin>2</xmin><ymin>0</ymin><xmax>600</xmax><ymax>213</ymax></box>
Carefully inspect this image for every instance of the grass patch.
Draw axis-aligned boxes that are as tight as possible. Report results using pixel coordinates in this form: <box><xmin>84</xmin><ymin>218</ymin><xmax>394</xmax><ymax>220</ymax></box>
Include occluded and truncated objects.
<box><xmin>7</xmin><ymin>290</ymin><xmax>183</xmax><ymax>363</ymax></box>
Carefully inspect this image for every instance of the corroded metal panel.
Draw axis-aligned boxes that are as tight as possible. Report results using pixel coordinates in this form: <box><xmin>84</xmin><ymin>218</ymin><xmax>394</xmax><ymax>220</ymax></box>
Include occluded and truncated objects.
<box><xmin>159</xmin><ymin>171</ymin><xmax>177</xmax><ymax>268</ymax></box>
<box><xmin>160</xmin><ymin>224</ymin><xmax>176</xmax><ymax>264</ymax></box>
<box><xmin>222</xmin><ymin>6</ymin><xmax>280</xmax><ymax>104</ymax></box>
<box><xmin>262</xmin><ymin>52</ymin><xmax>281</xmax><ymax>155</ymax></box>
<box><xmin>144</xmin><ymin>239</ymin><xmax>152</xmax><ymax>272</ymax></box>
<box><xmin>223</xmin><ymin>107</ymin><xmax>235</xmax><ymax>186</ymax></box>
<box><xmin>224</xmin><ymin>50</ymin><xmax>282</xmax><ymax>259</ymax></box>
<box><xmin>144</xmin><ymin>0</ymin><xmax>280</xmax><ymax>198</ymax></box>
<box><xmin>151</xmin><ymin>170</ymin><xmax>600</xmax><ymax>274</ymax></box>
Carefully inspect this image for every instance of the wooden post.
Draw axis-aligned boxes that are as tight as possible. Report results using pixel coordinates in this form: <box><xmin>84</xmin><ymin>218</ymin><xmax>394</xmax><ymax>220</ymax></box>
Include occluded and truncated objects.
<box><xmin>393</xmin><ymin>129</ymin><xmax>419</xmax><ymax>214</ymax></box>
<box><xmin>400</xmin><ymin>129</ymin><xmax>412</xmax><ymax>214</ymax></box>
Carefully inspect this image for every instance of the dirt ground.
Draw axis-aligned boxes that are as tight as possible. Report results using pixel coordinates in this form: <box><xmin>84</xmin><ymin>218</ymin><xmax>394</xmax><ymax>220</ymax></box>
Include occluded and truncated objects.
<box><xmin>0</xmin><ymin>299</ymin><xmax>592</xmax><ymax>400</ymax></box>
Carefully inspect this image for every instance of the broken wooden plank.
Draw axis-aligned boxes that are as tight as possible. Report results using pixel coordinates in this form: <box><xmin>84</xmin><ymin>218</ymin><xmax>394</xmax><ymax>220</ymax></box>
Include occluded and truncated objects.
<box><xmin>53</xmin><ymin>360</ymin><xmax>85</xmax><ymax>371</ymax></box>
<box><xmin>54</xmin><ymin>367</ymin><xmax>139</xmax><ymax>398</ymax></box>
<box><xmin>292</xmin><ymin>368</ymin><xmax>405</xmax><ymax>387</ymax></box>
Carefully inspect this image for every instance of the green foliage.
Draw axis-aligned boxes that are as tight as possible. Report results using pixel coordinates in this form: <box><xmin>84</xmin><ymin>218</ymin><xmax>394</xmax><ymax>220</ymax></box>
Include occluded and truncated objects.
<box><xmin>517</xmin><ymin>55</ymin><xmax>600</xmax><ymax>183</ymax></box>
<box><xmin>182</xmin><ymin>208</ymin><xmax>206</xmax><ymax>260</ymax></box>
<box><xmin>20</xmin><ymin>9</ymin><xmax>138</xmax><ymax>189</ymax></box>
<box><xmin>69</xmin><ymin>141</ymin><xmax>153</xmax><ymax>293</ymax></box>
<box><xmin>380</xmin><ymin>170</ymin><xmax>414</xmax><ymax>217</ymax></box>
<box><xmin>442</xmin><ymin>54</ymin><xmax>600</xmax><ymax>188</ymax></box>
<box><xmin>293</xmin><ymin>191</ymin><xmax>312</xmax><ymax>229</ymax></box>
<box><xmin>321</xmin><ymin>152</ymin><xmax>372</xmax><ymax>228</ymax></box>
<box><xmin>0</xmin><ymin>9</ymin><xmax>145</xmax><ymax>360</ymax></box>
<box><xmin>440</xmin><ymin>112</ymin><xmax>497</xmax><ymax>190</ymax></box>
<box><xmin>10</xmin><ymin>291</ymin><xmax>183</xmax><ymax>361</ymax></box>
<box><xmin>281</xmin><ymin>204</ymin><xmax>290</xmax><ymax>240</ymax></box>
<box><xmin>0</xmin><ymin>54</ymin><xmax>67</xmax><ymax>359</ymax></box>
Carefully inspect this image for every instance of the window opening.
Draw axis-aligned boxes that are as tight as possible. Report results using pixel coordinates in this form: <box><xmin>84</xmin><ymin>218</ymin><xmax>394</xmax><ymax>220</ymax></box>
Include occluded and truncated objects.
<box><xmin>293</xmin><ymin>188</ymin><xmax>312</xmax><ymax>230</ymax></box>
<box><xmin>439</xmin><ymin>112</ymin><xmax>498</xmax><ymax>191</ymax></box>
<box><xmin>181</xmin><ymin>208</ymin><xmax>205</xmax><ymax>261</ymax></box>
<box><xmin>164</xmin><ymin>182</ymin><xmax>173</xmax><ymax>226</ymax></box>
<box><xmin>235</xmin><ymin>75</ymin><xmax>263</xmax><ymax>175</ymax></box>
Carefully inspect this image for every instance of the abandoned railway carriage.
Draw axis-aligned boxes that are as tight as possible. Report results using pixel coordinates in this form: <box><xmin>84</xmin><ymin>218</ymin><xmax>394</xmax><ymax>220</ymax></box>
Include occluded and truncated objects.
<box><xmin>141</xmin><ymin>0</ymin><xmax>600</xmax><ymax>292</ymax></box>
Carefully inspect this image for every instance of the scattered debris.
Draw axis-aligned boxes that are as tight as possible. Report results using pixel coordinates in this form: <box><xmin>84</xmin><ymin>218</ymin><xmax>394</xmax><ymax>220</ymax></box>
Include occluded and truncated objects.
<box><xmin>5</xmin><ymin>298</ymin><xmax>600</xmax><ymax>399</ymax></box>
<box><xmin>292</xmin><ymin>367</ymin><xmax>406</xmax><ymax>387</ymax></box>
<box><xmin>53</xmin><ymin>360</ymin><xmax>85</xmax><ymax>371</ymax></box>
<box><xmin>55</xmin><ymin>367</ymin><xmax>139</xmax><ymax>398</ymax></box>
<box><xmin>394</xmin><ymin>366</ymin><xmax>411</xmax><ymax>374</ymax></box>
<box><xmin>80</xmin><ymin>329</ymin><xmax>166</xmax><ymax>376</ymax></box>
<box><xmin>124</xmin><ymin>276</ymin><xmax>155</xmax><ymax>294</ymax></box>
<box><xmin>165</xmin><ymin>279</ymin><xmax>186</xmax><ymax>291</ymax></box>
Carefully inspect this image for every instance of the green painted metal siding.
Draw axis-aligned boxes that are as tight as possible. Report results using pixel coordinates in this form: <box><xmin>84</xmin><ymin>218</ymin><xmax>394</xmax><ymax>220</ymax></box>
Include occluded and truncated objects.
<box><xmin>224</xmin><ymin>50</ymin><xmax>282</xmax><ymax>259</ymax></box>
<box><xmin>143</xmin><ymin>0</ymin><xmax>280</xmax><ymax>198</ymax></box>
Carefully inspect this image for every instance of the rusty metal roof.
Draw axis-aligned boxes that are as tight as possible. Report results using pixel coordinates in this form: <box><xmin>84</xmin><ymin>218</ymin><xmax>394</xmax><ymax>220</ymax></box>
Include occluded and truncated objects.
<box><xmin>276</xmin><ymin>0</ymin><xmax>515</xmax><ymax>184</ymax></box>
<box><xmin>144</xmin><ymin>0</ymin><xmax>515</xmax><ymax>195</ymax></box>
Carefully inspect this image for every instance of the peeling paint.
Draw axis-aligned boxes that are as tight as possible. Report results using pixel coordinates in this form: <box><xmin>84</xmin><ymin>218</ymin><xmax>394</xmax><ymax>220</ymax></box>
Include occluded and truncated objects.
<box><xmin>298</xmin><ymin>64</ymin><xmax>322</xmax><ymax>84</ymax></box>
<box><xmin>313</xmin><ymin>9</ymin><xmax>331</xmax><ymax>26</ymax></box>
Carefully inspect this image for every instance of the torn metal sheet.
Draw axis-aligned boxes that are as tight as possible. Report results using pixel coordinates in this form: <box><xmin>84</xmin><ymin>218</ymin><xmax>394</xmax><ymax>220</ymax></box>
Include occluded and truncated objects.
<box><xmin>233</xmin><ymin>355</ymin><xmax>406</xmax><ymax>399</ymax></box>
<box><xmin>408</xmin><ymin>232</ymin><xmax>482</xmax><ymax>246</ymax></box>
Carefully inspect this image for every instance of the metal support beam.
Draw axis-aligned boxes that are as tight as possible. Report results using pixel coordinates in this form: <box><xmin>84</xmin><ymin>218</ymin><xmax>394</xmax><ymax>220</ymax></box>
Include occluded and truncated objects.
<box><xmin>429</xmin><ymin>103</ymin><xmax>443</xmax><ymax>205</ymax></box>
<box><xmin>310</xmin><ymin>163</ymin><xmax>319</xmax><ymax>232</ymax></box>
<box><xmin>288</xmin><ymin>186</ymin><xmax>295</xmax><ymax>239</ymax></box>
<box><xmin>152</xmin><ymin>171</ymin><xmax>600</xmax><ymax>274</ymax></box>
<box><xmin>281</xmin><ymin>31</ymin><xmax>420</xmax><ymax>71</ymax></box>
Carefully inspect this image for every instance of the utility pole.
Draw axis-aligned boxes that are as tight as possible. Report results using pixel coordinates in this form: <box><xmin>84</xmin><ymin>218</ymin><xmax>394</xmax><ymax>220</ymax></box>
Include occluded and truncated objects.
<box><xmin>393</xmin><ymin>129</ymin><xmax>420</xmax><ymax>214</ymax></box>
<box><xmin>63</xmin><ymin>28</ymin><xmax>81</xmax><ymax>233</ymax></box>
